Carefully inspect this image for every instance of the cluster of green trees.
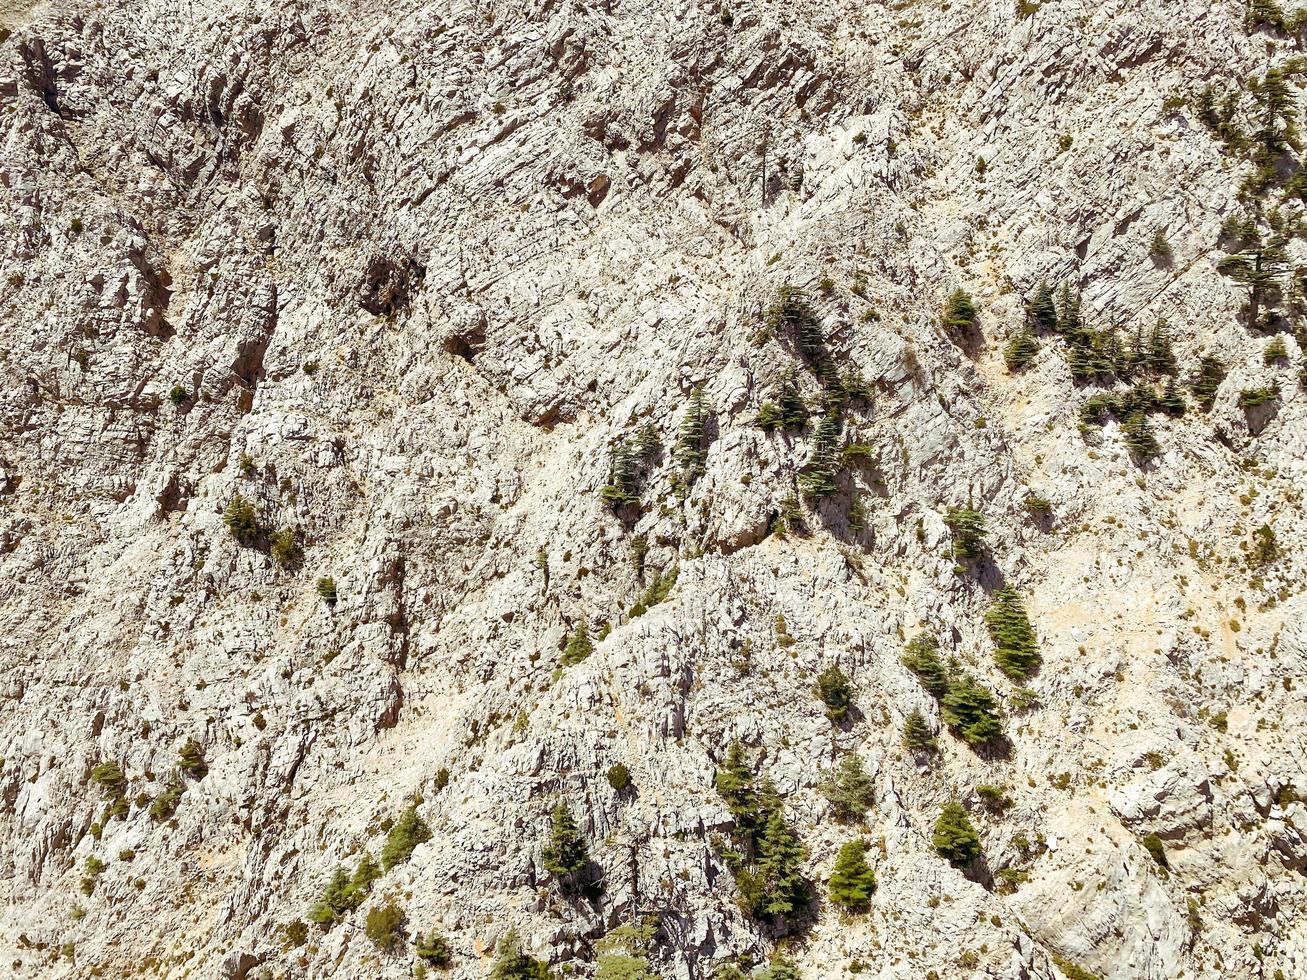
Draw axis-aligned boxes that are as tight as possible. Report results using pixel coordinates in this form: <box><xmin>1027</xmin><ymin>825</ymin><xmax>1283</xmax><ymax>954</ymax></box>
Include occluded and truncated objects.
<box><xmin>755</xmin><ymin>285</ymin><xmax>874</xmax><ymax>520</ymax></box>
<box><xmin>901</xmin><ymin>634</ymin><xmax>1004</xmax><ymax>746</ymax></box>
<box><xmin>714</xmin><ymin>742</ymin><xmax>810</xmax><ymax>931</ymax></box>
<box><xmin>600</xmin><ymin>425</ymin><xmax>662</xmax><ymax>510</ymax></box>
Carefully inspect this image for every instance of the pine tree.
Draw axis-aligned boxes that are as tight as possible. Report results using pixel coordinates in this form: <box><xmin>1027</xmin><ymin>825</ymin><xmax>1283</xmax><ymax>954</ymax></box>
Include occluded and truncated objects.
<box><xmin>381</xmin><ymin>803</ymin><xmax>432</xmax><ymax>871</ymax></box>
<box><xmin>715</xmin><ymin>741</ymin><xmax>757</xmax><ymax>827</ymax></box>
<box><xmin>600</xmin><ymin>441</ymin><xmax>642</xmax><ymax>509</ymax></box>
<box><xmin>1158</xmin><ymin>379</ymin><xmax>1186</xmax><ymax>416</ymax></box>
<box><xmin>673</xmin><ymin>387</ymin><xmax>708</xmax><ymax>476</ymax></box>
<box><xmin>901</xmin><ymin>634</ymin><xmax>949</xmax><ymax>698</ymax></box>
<box><xmin>177</xmin><ymin>739</ymin><xmax>207</xmax><ymax>778</ymax></box>
<box><xmin>821</xmin><ymin>755</ymin><xmax>874</xmax><ymax>822</ymax></box>
<box><xmin>415</xmin><ymin>932</ymin><xmax>453</xmax><ymax>967</ymax></box>
<box><xmin>342</xmin><ymin>852</ymin><xmax>380</xmax><ymax>910</ymax></box>
<box><xmin>1030</xmin><ymin>281</ymin><xmax>1057</xmax><ymax>332</ymax></box>
<box><xmin>1191</xmin><ymin>355</ymin><xmax>1227</xmax><ymax>410</ymax></box>
<box><xmin>755</xmin><ymin>804</ymin><xmax>809</xmax><ymax>923</ymax></box>
<box><xmin>798</xmin><ymin>410</ymin><xmax>843</xmax><ymax>499</ymax></box>
<box><xmin>942</xmin><ymin>288</ymin><xmax>977</xmax><ymax>336</ymax></box>
<box><xmin>941</xmin><ymin>675</ymin><xmax>1003</xmax><ymax>745</ymax></box>
<box><xmin>541</xmin><ymin>804</ymin><xmax>588</xmax><ymax>876</ymax></box>
<box><xmin>932</xmin><ymin>802</ymin><xmax>981</xmax><ymax>867</ymax></box>
<box><xmin>778</xmin><ymin>370</ymin><xmax>810</xmax><ymax>427</ymax></box>
<box><xmin>1003</xmin><ymin>328</ymin><xmax>1040</xmax><ymax>372</ymax></box>
<box><xmin>633</xmin><ymin>423</ymin><xmax>661</xmax><ymax>462</ymax></box>
<box><xmin>827</xmin><ymin>840</ymin><xmax>877</xmax><ymax>912</ymax></box>
<box><xmin>489</xmin><ymin>930</ymin><xmax>553</xmax><ymax>980</ymax></box>
<box><xmin>561</xmin><ymin>621</ymin><xmax>594</xmax><ymax>666</ymax></box>
<box><xmin>1054</xmin><ymin>284</ymin><xmax>1081</xmax><ymax>337</ymax></box>
<box><xmin>814</xmin><ymin>664</ymin><xmax>854</xmax><ymax>723</ymax></box>
<box><xmin>1121</xmin><ymin>410</ymin><xmax>1160</xmax><ymax>461</ymax></box>
<box><xmin>902</xmin><ymin>709</ymin><xmax>938</xmax><ymax>753</ymax></box>
<box><xmin>984</xmin><ymin>588</ymin><xmax>1041</xmax><ymax>681</ymax></box>
<box><xmin>756</xmin><ymin>956</ymin><xmax>803</xmax><ymax>980</ymax></box>
<box><xmin>944</xmin><ymin>507</ymin><xmax>988</xmax><ymax>561</ymax></box>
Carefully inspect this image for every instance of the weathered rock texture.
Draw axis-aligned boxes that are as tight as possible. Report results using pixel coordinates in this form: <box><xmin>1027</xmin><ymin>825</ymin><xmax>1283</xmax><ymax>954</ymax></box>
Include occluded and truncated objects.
<box><xmin>0</xmin><ymin>0</ymin><xmax>1305</xmax><ymax>978</ymax></box>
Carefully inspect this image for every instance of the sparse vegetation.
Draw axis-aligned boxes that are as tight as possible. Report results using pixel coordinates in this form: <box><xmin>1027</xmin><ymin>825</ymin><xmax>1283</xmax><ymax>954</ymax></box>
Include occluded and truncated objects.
<box><xmin>381</xmin><ymin>803</ymin><xmax>432</xmax><ymax>870</ymax></box>
<box><xmin>814</xmin><ymin>664</ymin><xmax>854</xmax><ymax>723</ymax></box>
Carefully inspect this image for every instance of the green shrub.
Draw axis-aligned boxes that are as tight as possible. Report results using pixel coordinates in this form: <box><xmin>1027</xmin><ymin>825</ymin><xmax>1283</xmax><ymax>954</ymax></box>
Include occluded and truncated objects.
<box><xmin>600</xmin><ymin>440</ymin><xmax>642</xmax><ymax>509</ymax></box>
<box><xmin>814</xmin><ymin>664</ymin><xmax>853</xmax><ymax>723</ymax></box>
<box><xmin>168</xmin><ymin>384</ymin><xmax>190</xmax><ymax>405</ymax></box>
<box><xmin>1264</xmin><ymin>335</ymin><xmax>1289</xmax><ymax>364</ymax></box>
<box><xmin>541</xmin><ymin>803</ymin><xmax>588</xmax><ymax>876</ymax></box>
<box><xmin>944</xmin><ymin>507</ymin><xmax>987</xmax><ymax>561</ymax></box>
<box><xmin>1238</xmin><ymin>384</ymin><xmax>1279</xmax><ymax>409</ymax></box>
<box><xmin>975</xmin><ymin>784</ymin><xmax>1014</xmax><ymax>813</ymax></box>
<box><xmin>561</xmin><ymin>621</ymin><xmax>593</xmax><ymax>666</ymax></box>
<box><xmin>1024</xmin><ymin>496</ymin><xmax>1053</xmax><ymax>520</ymax></box>
<box><xmin>1149</xmin><ymin>229</ymin><xmax>1174</xmax><ymax>262</ymax></box>
<box><xmin>797</xmin><ymin>410</ymin><xmax>843</xmax><ymax>499</ymax></box>
<box><xmin>307</xmin><ymin>852</ymin><xmax>381</xmax><ymax>926</ymax></box>
<box><xmin>985</xmin><ymin>588</ymin><xmax>1040</xmax><ymax>680</ymax></box>
<box><xmin>901</xmin><ymin>634</ymin><xmax>948</xmax><ymax>698</ymax></box>
<box><xmin>1051</xmin><ymin>956</ymin><xmax>1102</xmax><ymax>980</ymax></box>
<box><xmin>941</xmin><ymin>675</ymin><xmax>1003</xmax><ymax>745</ymax></box>
<box><xmin>223</xmin><ymin>495</ymin><xmax>260</xmax><ymax>546</ymax></box>
<box><xmin>315</xmin><ymin>576</ymin><xmax>338</xmax><ymax>606</ymax></box>
<box><xmin>90</xmin><ymin>761</ymin><xmax>127</xmax><ymax>798</ymax></box>
<box><xmin>607</xmin><ymin>762</ymin><xmax>631</xmax><ymax>792</ymax></box>
<box><xmin>1030</xmin><ymin>281</ymin><xmax>1057</xmax><ymax>331</ymax></box>
<box><xmin>629</xmin><ymin>565</ymin><xmax>677</xmax><ymax>617</ymax></box>
<box><xmin>1249</xmin><ymin>523</ymin><xmax>1279</xmax><ymax>567</ymax></box>
<box><xmin>381</xmin><ymin>803</ymin><xmax>432</xmax><ymax>871</ymax></box>
<box><xmin>932</xmin><ymin>802</ymin><xmax>980</xmax><ymax>866</ymax></box>
<box><xmin>148</xmin><ymin>776</ymin><xmax>185</xmax><ymax>822</ymax></box>
<box><xmin>1141</xmin><ymin>833</ymin><xmax>1169</xmax><ymax>871</ymax></box>
<box><xmin>269</xmin><ymin>527</ymin><xmax>300</xmax><ymax>567</ymax></box>
<box><xmin>902</xmin><ymin>709</ymin><xmax>937</xmax><ymax>752</ymax></box>
<box><xmin>828</xmin><ymin>840</ymin><xmax>876</xmax><ymax>912</ymax></box>
<box><xmin>713</xmin><ymin>744</ymin><xmax>810</xmax><ymax>928</ymax></box>
<box><xmin>821</xmin><ymin>754</ymin><xmax>873</xmax><ymax>822</ymax></box>
<box><xmin>416</xmin><ymin>931</ymin><xmax>452</xmax><ymax>967</ymax></box>
<box><xmin>489</xmin><ymin>929</ymin><xmax>553</xmax><ymax>980</ymax></box>
<box><xmin>177</xmin><ymin>739</ymin><xmax>207</xmax><ymax>778</ymax></box>
<box><xmin>1120</xmin><ymin>411</ymin><xmax>1160</xmax><ymax>461</ymax></box>
<box><xmin>595</xmin><ymin>920</ymin><xmax>659</xmax><ymax>980</ymax></box>
<box><xmin>364</xmin><ymin>899</ymin><xmax>406</xmax><ymax>951</ymax></box>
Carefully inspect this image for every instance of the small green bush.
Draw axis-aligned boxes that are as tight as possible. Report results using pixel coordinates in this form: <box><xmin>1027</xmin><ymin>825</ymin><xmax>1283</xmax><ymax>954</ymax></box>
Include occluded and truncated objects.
<box><xmin>177</xmin><ymin>739</ymin><xmax>207</xmax><ymax>778</ymax></box>
<box><xmin>560</xmin><ymin>622</ymin><xmax>593</xmax><ymax>666</ymax></box>
<box><xmin>223</xmin><ymin>495</ymin><xmax>260</xmax><ymax>546</ymax></box>
<box><xmin>607</xmin><ymin>762</ymin><xmax>631</xmax><ymax>792</ymax></box>
<box><xmin>901</xmin><ymin>634</ymin><xmax>948</xmax><ymax>698</ymax></box>
<box><xmin>1264</xmin><ymin>335</ymin><xmax>1289</xmax><ymax>364</ymax></box>
<box><xmin>941</xmin><ymin>675</ymin><xmax>1003</xmax><ymax>745</ymax></box>
<box><xmin>315</xmin><ymin>576</ymin><xmax>338</xmax><ymax>606</ymax></box>
<box><xmin>942</xmin><ymin>288</ymin><xmax>977</xmax><ymax>336</ymax></box>
<box><xmin>269</xmin><ymin>527</ymin><xmax>300</xmax><ymax>567</ymax></box>
<box><xmin>488</xmin><ymin>929</ymin><xmax>553</xmax><ymax>980</ymax></box>
<box><xmin>168</xmin><ymin>384</ymin><xmax>190</xmax><ymax>406</ymax></box>
<box><xmin>1141</xmin><ymin>833</ymin><xmax>1169</xmax><ymax>871</ymax></box>
<box><xmin>1004</xmin><ymin>329</ymin><xmax>1040</xmax><ymax>371</ymax></box>
<box><xmin>944</xmin><ymin>507</ymin><xmax>987</xmax><ymax>561</ymax></box>
<box><xmin>416</xmin><ymin>931</ymin><xmax>452</xmax><ymax>967</ymax></box>
<box><xmin>148</xmin><ymin>776</ymin><xmax>185</xmax><ymax>822</ymax></box>
<box><xmin>364</xmin><ymin>898</ymin><xmax>406</xmax><ymax>951</ymax></box>
<box><xmin>814</xmin><ymin>664</ymin><xmax>854</xmax><ymax>723</ymax></box>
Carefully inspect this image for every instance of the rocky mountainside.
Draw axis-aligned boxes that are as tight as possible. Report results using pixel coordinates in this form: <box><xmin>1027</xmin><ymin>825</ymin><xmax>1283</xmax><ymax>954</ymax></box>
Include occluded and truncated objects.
<box><xmin>1</xmin><ymin>0</ymin><xmax>1305</xmax><ymax>977</ymax></box>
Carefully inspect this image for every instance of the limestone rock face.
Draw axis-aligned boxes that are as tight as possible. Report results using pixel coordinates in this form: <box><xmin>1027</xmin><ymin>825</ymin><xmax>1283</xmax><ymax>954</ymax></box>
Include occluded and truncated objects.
<box><xmin>1</xmin><ymin>1</ymin><xmax>1305</xmax><ymax>979</ymax></box>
